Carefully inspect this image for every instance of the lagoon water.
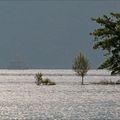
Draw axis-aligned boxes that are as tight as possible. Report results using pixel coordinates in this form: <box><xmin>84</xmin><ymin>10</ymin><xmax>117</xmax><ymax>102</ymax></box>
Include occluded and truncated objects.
<box><xmin>0</xmin><ymin>69</ymin><xmax>120</xmax><ymax>120</ymax></box>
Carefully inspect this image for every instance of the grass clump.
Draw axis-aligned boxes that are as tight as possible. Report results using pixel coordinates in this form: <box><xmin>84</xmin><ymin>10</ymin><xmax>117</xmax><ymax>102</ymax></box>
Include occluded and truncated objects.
<box><xmin>92</xmin><ymin>80</ymin><xmax>120</xmax><ymax>85</ymax></box>
<box><xmin>43</xmin><ymin>78</ymin><xmax>56</xmax><ymax>85</ymax></box>
<box><xmin>48</xmin><ymin>81</ymin><xmax>56</xmax><ymax>85</ymax></box>
<box><xmin>116</xmin><ymin>80</ymin><xmax>120</xmax><ymax>84</ymax></box>
<box><xmin>35</xmin><ymin>73</ymin><xmax>56</xmax><ymax>85</ymax></box>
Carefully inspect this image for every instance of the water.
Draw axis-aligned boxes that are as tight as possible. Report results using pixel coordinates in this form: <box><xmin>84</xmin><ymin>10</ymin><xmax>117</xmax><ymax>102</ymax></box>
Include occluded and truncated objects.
<box><xmin>0</xmin><ymin>69</ymin><xmax>119</xmax><ymax>120</ymax></box>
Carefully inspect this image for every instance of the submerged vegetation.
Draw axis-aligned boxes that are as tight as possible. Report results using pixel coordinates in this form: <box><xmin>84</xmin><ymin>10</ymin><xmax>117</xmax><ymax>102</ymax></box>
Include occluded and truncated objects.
<box><xmin>35</xmin><ymin>73</ymin><xmax>56</xmax><ymax>85</ymax></box>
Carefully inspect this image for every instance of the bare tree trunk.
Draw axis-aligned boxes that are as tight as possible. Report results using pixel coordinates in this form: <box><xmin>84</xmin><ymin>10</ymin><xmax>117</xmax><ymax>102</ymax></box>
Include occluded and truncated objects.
<box><xmin>81</xmin><ymin>76</ymin><xmax>84</xmax><ymax>85</ymax></box>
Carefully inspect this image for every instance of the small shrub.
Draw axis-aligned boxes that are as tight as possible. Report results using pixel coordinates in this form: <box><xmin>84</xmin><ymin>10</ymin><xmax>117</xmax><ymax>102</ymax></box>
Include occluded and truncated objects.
<box><xmin>72</xmin><ymin>52</ymin><xmax>90</xmax><ymax>85</ymax></box>
<box><xmin>35</xmin><ymin>73</ymin><xmax>43</xmax><ymax>85</ymax></box>
<box><xmin>35</xmin><ymin>73</ymin><xmax>56</xmax><ymax>85</ymax></box>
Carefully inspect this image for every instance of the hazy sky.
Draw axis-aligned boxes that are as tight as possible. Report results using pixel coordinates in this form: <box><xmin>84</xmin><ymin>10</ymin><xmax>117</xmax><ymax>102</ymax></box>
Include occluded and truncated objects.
<box><xmin>0</xmin><ymin>0</ymin><xmax>119</xmax><ymax>69</ymax></box>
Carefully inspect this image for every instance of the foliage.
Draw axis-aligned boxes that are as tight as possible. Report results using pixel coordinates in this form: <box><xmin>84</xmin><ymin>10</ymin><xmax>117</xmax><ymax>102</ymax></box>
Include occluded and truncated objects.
<box><xmin>91</xmin><ymin>12</ymin><xmax>120</xmax><ymax>75</ymax></box>
<box><xmin>35</xmin><ymin>73</ymin><xmax>43</xmax><ymax>85</ymax></box>
<box><xmin>35</xmin><ymin>73</ymin><xmax>56</xmax><ymax>85</ymax></box>
<box><xmin>72</xmin><ymin>52</ymin><xmax>90</xmax><ymax>85</ymax></box>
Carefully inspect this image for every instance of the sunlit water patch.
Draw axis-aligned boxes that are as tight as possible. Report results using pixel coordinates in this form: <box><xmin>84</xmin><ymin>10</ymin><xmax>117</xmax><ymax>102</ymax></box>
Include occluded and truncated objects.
<box><xmin>0</xmin><ymin>69</ymin><xmax>119</xmax><ymax>119</ymax></box>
